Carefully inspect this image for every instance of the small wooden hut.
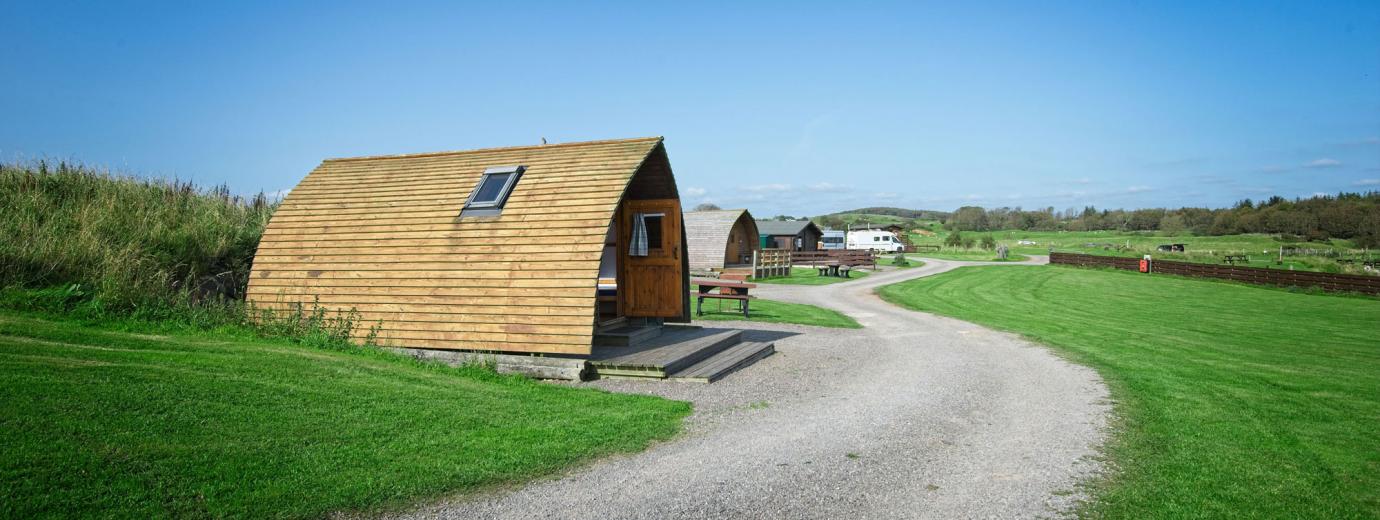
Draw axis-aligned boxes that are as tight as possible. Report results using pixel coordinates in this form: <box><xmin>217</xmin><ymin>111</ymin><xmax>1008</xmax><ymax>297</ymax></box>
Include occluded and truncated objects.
<box><xmin>756</xmin><ymin>219</ymin><xmax>823</xmax><ymax>251</ymax></box>
<box><xmin>246</xmin><ymin>137</ymin><xmax>689</xmax><ymax>357</ymax></box>
<box><xmin>684</xmin><ymin>209</ymin><xmax>760</xmax><ymax>273</ymax></box>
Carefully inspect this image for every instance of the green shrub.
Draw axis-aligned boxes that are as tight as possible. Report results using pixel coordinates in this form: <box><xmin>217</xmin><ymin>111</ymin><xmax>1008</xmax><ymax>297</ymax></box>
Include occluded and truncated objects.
<box><xmin>892</xmin><ymin>254</ymin><xmax>910</xmax><ymax>266</ymax></box>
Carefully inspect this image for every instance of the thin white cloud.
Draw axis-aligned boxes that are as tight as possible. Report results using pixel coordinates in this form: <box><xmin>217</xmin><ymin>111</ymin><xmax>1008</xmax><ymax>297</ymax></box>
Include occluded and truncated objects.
<box><xmin>684</xmin><ymin>187</ymin><xmax>707</xmax><ymax>197</ymax></box>
<box><xmin>1354</xmin><ymin>179</ymin><xmax>1380</xmax><ymax>186</ymax></box>
<box><xmin>873</xmin><ymin>192</ymin><xmax>899</xmax><ymax>200</ymax></box>
<box><xmin>742</xmin><ymin>183</ymin><xmax>793</xmax><ymax>192</ymax></box>
<box><xmin>1305</xmin><ymin>158</ymin><xmax>1342</xmax><ymax>168</ymax></box>
<box><xmin>807</xmin><ymin>182</ymin><xmax>849</xmax><ymax>192</ymax></box>
<box><xmin>266</xmin><ymin>188</ymin><xmax>292</xmax><ymax>200</ymax></box>
<box><xmin>1125</xmin><ymin>185</ymin><xmax>1153</xmax><ymax>194</ymax></box>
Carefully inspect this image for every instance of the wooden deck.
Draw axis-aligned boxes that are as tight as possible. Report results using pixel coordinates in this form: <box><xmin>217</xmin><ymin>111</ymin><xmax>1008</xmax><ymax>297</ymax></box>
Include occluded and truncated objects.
<box><xmin>590</xmin><ymin>325</ymin><xmax>774</xmax><ymax>382</ymax></box>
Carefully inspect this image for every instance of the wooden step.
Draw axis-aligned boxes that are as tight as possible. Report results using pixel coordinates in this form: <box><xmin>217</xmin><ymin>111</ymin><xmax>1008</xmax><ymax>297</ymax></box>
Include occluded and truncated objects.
<box><xmin>669</xmin><ymin>341</ymin><xmax>775</xmax><ymax>383</ymax></box>
<box><xmin>590</xmin><ymin>329</ymin><xmax>742</xmax><ymax>379</ymax></box>
<box><xmin>593</xmin><ymin>325</ymin><xmax>662</xmax><ymax>347</ymax></box>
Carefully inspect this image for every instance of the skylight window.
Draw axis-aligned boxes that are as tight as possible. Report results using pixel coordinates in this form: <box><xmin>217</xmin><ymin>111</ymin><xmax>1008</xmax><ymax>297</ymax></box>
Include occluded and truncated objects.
<box><xmin>462</xmin><ymin>165</ymin><xmax>524</xmax><ymax>216</ymax></box>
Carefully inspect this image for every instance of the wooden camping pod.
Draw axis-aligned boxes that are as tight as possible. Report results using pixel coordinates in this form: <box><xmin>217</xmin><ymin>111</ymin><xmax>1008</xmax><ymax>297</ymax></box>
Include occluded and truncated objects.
<box><xmin>246</xmin><ymin>137</ymin><xmax>689</xmax><ymax>356</ymax></box>
<box><xmin>684</xmin><ymin>209</ymin><xmax>760</xmax><ymax>272</ymax></box>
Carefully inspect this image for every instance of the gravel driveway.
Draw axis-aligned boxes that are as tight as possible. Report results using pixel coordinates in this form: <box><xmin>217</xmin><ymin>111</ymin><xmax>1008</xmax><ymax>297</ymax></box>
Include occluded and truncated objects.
<box><xmin>391</xmin><ymin>256</ymin><xmax>1110</xmax><ymax>519</ymax></box>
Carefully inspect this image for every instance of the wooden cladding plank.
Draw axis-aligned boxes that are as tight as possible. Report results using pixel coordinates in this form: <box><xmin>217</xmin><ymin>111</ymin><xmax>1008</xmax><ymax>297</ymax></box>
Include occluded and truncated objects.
<box><xmin>270</xmin><ymin>199</ymin><xmax>618</xmax><ymax>218</ymax></box>
<box><xmin>250</xmin><ymin>268</ymin><xmax>597</xmax><ymax>282</ymax></box>
<box><xmin>258</xmin><ymin>228</ymin><xmax>607</xmax><ymax>241</ymax></box>
<box><xmin>265</xmin><ymin>214</ymin><xmax>615</xmax><ymax>228</ymax></box>
<box><xmin>249</xmin><ymin>263</ymin><xmax>597</xmax><ymax>276</ymax></box>
<box><xmin>267</xmin><ymin>206</ymin><xmax>617</xmax><ymax>225</ymax></box>
<box><xmin>246</xmin><ymin>285</ymin><xmax>593</xmax><ymax>298</ymax></box>
<box><xmin>255</xmin><ymin>236</ymin><xmax>606</xmax><ymax>250</ymax></box>
<box><xmin>261</xmin><ymin>220</ymin><xmax>613</xmax><ymax>236</ymax></box>
<box><xmin>254</xmin><ymin>243</ymin><xmax>605</xmax><ymax>256</ymax></box>
<box><xmin>369</xmin><ymin>337</ymin><xmax>591</xmax><ymax>355</ymax></box>
<box><xmin>250</xmin><ymin>269</ymin><xmax>598</xmax><ymax>281</ymax></box>
<box><xmin>248</xmin><ymin>305</ymin><xmax>594</xmax><ymax>326</ymax></box>
<box><xmin>309</xmin><ymin>148</ymin><xmax>650</xmax><ymax>175</ymax></box>
<box><xmin>269</xmin><ymin>208</ymin><xmax>615</xmax><ymax>224</ymax></box>
<box><xmin>249</xmin><ymin>300</ymin><xmax>595</xmax><ymax>316</ymax></box>
<box><xmin>249</xmin><ymin>280</ymin><xmax>595</xmax><ymax>291</ymax></box>
<box><xmin>357</xmin><ymin>320</ymin><xmax>592</xmax><ymax>335</ymax></box>
<box><xmin>253</xmin><ymin>250</ymin><xmax>601</xmax><ymax>262</ymax></box>
<box><xmin>292</xmin><ymin>169</ymin><xmax>639</xmax><ymax>193</ymax></box>
<box><xmin>373</xmin><ymin>329</ymin><xmax>590</xmax><ymax>344</ymax></box>
<box><xmin>275</xmin><ymin>185</ymin><xmax>633</xmax><ymax>211</ymax></box>
<box><xmin>279</xmin><ymin>179</ymin><xmax>631</xmax><ymax>204</ymax></box>
<box><xmin>308</xmin><ymin>153</ymin><xmax>648</xmax><ymax>180</ymax></box>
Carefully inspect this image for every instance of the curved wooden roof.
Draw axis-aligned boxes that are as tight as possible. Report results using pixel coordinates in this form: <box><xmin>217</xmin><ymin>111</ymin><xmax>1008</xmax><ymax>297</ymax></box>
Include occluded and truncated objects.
<box><xmin>246</xmin><ymin>137</ymin><xmax>667</xmax><ymax>355</ymax></box>
<box><xmin>684</xmin><ymin>209</ymin><xmax>756</xmax><ymax>271</ymax></box>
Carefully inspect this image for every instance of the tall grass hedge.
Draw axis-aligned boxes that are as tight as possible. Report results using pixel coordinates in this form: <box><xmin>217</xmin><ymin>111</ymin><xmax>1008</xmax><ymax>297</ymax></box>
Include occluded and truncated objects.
<box><xmin>0</xmin><ymin>160</ymin><xmax>274</xmax><ymax>320</ymax></box>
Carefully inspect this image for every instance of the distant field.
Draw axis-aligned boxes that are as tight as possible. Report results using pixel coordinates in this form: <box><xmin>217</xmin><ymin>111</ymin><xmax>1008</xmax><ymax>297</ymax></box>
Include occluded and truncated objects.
<box><xmin>901</xmin><ymin>227</ymin><xmax>1373</xmax><ymax>276</ymax></box>
<box><xmin>0</xmin><ymin>313</ymin><xmax>689</xmax><ymax>518</ymax></box>
<box><xmin>879</xmin><ymin>266</ymin><xmax>1380</xmax><ymax>517</ymax></box>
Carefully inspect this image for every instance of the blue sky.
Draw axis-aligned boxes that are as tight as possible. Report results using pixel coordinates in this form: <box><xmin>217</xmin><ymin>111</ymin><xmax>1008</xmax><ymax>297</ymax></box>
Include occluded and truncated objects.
<box><xmin>3</xmin><ymin>1</ymin><xmax>1378</xmax><ymax>216</ymax></box>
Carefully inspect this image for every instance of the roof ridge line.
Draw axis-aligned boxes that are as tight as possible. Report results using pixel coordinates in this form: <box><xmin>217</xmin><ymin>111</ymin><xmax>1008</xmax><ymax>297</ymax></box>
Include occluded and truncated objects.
<box><xmin>322</xmin><ymin>136</ymin><xmax>664</xmax><ymax>163</ymax></box>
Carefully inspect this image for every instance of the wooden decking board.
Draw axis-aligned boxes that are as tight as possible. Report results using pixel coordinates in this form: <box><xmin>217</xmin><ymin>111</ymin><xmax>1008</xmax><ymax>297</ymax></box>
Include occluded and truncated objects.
<box><xmin>589</xmin><ymin>328</ymin><xmax>742</xmax><ymax>376</ymax></box>
<box><xmin>592</xmin><ymin>325</ymin><xmax>664</xmax><ymax>347</ymax></box>
<box><xmin>669</xmin><ymin>341</ymin><xmax>775</xmax><ymax>383</ymax></box>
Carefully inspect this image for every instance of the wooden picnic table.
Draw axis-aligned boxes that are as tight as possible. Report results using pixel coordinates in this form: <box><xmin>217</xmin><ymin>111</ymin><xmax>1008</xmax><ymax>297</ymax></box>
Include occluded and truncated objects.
<box><xmin>815</xmin><ymin>261</ymin><xmax>854</xmax><ymax>277</ymax></box>
<box><xmin>691</xmin><ymin>278</ymin><xmax>757</xmax><ymax>318</ymax></box>
<box><xmin>1223</xmin><ymin>254</ymin><xmax>1249</xmax><ymax>265</ymax></box>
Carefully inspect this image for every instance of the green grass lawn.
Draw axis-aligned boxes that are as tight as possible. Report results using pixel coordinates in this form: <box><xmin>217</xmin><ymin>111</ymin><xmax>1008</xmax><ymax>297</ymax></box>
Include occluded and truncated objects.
<box><xmin>877</xmin><ymin>266</ymin><xmax>1380</xmax><ymax>517</ymax></box>
<box><xmin>0</xmin><ymin>313</ymin><xmax>690</xmax><ymax>518</ymax></box>
<box><xmin>753</xmin><ymin>266</ymin><xmax>870</xmax><ymax>285</ymax></box>
<box><xmin>885</xmin><ymin>257</ymin><xmax>925</xmax><ymax>269</ymax></box>
<box><xmin>691</xmin><ymin>289</ymin><xmax>860</xmax><ymax>329</ymax></box>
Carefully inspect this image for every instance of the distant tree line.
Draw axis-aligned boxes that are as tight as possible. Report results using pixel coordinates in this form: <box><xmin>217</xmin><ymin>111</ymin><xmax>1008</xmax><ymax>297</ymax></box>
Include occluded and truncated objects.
<box><xmin>940</xmin><ymin>192</ymin><xmax>1380</xmax><ymax>247</ymax></box>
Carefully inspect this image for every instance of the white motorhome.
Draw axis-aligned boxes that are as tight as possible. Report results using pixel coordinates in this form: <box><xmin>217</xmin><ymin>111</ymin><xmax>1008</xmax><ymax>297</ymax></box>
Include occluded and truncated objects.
<box><xmin>847</xmin><ymin>229</ymin><xmax>905</xmax><ymax>252</ymax></box>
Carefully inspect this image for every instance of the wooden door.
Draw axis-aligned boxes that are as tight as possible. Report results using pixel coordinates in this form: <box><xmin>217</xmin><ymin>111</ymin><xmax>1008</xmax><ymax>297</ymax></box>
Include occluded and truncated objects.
<box><xmin>620</xmin><ymin>199</ymin><xmax>685</xmax><ymax>317</ymax></box>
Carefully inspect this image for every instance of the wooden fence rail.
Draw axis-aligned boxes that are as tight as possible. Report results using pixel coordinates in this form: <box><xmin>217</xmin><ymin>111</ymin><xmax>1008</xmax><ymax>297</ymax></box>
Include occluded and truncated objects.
<box><xmin>1049</xmin><ymin>252</ymin><xmax>1380</xmax><ymax>295</ymax></box>
<box><xmin>790</xmin><ymin>250</ymin><xmax>878</xmax><ymax>269</ymax></box>
<box><xmin>752</xmin><ymin>248</ymin><xmax>792</xmax><ymax>279</ymax></box>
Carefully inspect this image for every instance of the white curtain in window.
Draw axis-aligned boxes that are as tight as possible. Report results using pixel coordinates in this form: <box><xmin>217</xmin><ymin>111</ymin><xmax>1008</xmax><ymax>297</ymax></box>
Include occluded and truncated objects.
<box><xmin>630</xmin><ymin>213</ymin><xmax>649</xmax><ymax>256</ymax></box>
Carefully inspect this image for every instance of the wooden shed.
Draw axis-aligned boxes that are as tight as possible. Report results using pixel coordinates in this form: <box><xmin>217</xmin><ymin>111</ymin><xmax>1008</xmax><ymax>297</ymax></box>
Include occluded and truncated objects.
<box><xmin>755</xmin><ymin>219</ymin><xmax>823</xmax><ymax>251</ymax></box>
<box><xmin>684</xmin><ymin>209</ymin><xmax>759</xmax><ymax>273</ymax></box>
<box><xmin>246</xmin><ymin>137</ymin><xmax>689</xmax><ymax>357</ymax></box>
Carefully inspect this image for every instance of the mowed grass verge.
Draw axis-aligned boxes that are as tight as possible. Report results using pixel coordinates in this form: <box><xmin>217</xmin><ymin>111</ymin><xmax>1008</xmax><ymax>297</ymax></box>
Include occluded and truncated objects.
<box><xmin>691</xmin><ymin>288</ymin><xmax>860</xmax><ymax>329</ymax></box>
<box><xmin>877</xmin><ymin>266</ymin><xmax>1380</xmax><ymax>517</ymax></box>
<box><xmin>753</xmin><ymin>266</ymin><xmax>870</xmax><ymax>285</ymax></box>
<box><xmin>0</xmin><ymin>313</ymin><xmax>690</xmax><ymax>518</ymax></box>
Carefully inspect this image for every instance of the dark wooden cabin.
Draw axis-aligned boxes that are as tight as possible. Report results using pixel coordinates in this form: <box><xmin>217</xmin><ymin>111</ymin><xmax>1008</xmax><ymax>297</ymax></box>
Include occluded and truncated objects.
<box><xmin>755</xmin><ymin>219</ymin><xmax>823</xmax><ymax>251</ymax></box>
